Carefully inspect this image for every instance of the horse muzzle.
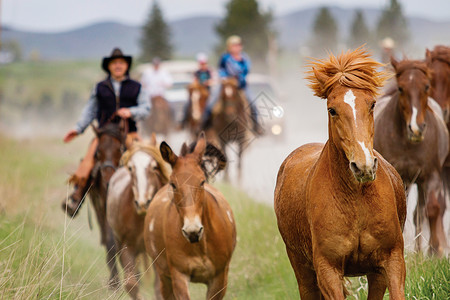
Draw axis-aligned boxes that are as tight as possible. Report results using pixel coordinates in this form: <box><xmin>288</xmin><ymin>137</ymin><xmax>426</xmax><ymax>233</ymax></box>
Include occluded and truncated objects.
<box><xmin>182</xmin><ymin>224</ymin><xmax>204</xmax><ymax>243</ymax></box>
<box><xmin>407</xmin><ymin>123</ymin><xmax>426</xmax><ymax>143</ymax></box>
<box><xmin>349</xmin><ymin>158</ymin><xmax>378</xmax><ymax>183</ymax></box>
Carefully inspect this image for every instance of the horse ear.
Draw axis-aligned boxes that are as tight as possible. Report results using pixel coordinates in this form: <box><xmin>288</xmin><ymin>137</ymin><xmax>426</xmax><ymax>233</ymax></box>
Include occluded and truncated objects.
<box><xmin>150</xmin><ymin>132</ymin><xmax>157</xmax><ymax>146</ymax></box>
<box><xmin>160</xmin><ymin>141</ymin><xmax>178</xmax><ymax>166</ymax></box>
<box><xmin>390</xmin><ymin>56</ymin><xmax>399</xmax><ymax>70</ymax></box>
<box><xmin>312</xmin><ymin>67</ymin><xmax>327</xmax><ymax>88</ymax></box>
<box><xmin>193</xmin><ymin>132</ymin><xmax>206</xmax><ymax>159</ymax></box>
<box><xmin>425</xmin><ymin>49</ymin><xmax>432</xmax><ymax>65</ymax></box>
<box><xmin>180</xmin><ymin>142</ymin><xmax>189</xmax><ymax>156</ymax></box>
<box><xmin>201</xmin><ymin>143</ymin><xmax>227</xmax><ymax>180</ymax></box>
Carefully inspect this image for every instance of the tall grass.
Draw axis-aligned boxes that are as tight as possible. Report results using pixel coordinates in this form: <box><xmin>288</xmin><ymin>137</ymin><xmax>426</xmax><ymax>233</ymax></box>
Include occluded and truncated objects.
<box><xmin>0</xmin><ymin>135</ymin><xmax>449</xmax><ymax>299</ymax></box>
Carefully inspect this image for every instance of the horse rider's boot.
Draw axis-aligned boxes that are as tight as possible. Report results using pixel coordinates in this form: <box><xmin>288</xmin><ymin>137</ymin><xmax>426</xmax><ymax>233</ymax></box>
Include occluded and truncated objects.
<box><xmin>61</xmin><ymin>138</ymin><xmax>97</xmax><ymax>217</ymax></box>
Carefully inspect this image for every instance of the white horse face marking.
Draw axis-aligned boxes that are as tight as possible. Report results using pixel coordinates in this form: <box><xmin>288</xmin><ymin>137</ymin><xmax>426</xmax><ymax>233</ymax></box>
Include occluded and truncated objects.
<box><xmin>358</xmin><ymin>141</ymin><xmax>373</xmax><ymax>167</ymax></box>
<box><xmin>128</xmin><ymin>151</ymin><xmax>158</xmax><ymax>213</ymax></box>
<box><xmin>224</xmin><ymin>86</ymin><xmax>234</xmax><ymax>98</ymax></box>
<box><xmin>343</xmin><ymin>89</ymin><xmax>357</xmax><ymax>126</ymax></box>
<box><xmin>191</xmin><ymin>90</ymin><xmax>201</xmax><ymax>120</ymax></box>
<box><xmin>410</xmin><ymin>106</ymin><xmax>419</xmax><ymax>132</ymax></box>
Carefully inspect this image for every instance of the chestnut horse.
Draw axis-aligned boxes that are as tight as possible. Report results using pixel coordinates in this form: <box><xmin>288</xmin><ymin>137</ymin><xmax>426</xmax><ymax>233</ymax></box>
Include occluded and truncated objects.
<box><xmin>275</xmin><ymin>48</ymin><xmax>407</xmax><ymax>299</ymax></box>
<box><xmin>90</xmin><ymin>123</ymin><xmax>125</xmax><ymax>288</ymax></box>
<box><xmin>207</xmin><ymin>77</ymin><xmax>251</xmax><ymax>181</ymax></box>
<box><xmin>374</xmin><ymin>57</ymin><xmax>449</xmax><ymax>256</ymax></box>
<box><xmin>107</xmin><ymin>136</ymin><xmax>171</xmax><ymax>299</ymax></box>
<box><xmin>185</xmin><ymin>81</ymin><xmax>209</xmax><ymax>139</ymax></box>
<box><xmin>426</xmin><ymin>46</ymin><xmax>450</xmax><ymax>122</ymax></box>
<box><xmin>144</xmin><ymin>133</ymin><xmax>236</xmax><ymax>300</ymax></box>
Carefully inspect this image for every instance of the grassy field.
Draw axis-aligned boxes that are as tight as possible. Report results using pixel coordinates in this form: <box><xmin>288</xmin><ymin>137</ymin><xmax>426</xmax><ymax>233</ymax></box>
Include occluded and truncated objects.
<box><xmin>0</xmin><ymin>135</ymin><xmax>449</xmax><ymax>299</ymax></box>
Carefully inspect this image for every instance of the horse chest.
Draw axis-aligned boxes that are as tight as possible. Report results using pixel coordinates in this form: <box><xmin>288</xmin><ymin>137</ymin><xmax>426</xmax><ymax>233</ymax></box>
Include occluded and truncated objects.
<box><xmin>186</xmin><ymin>255</ymin><xmax>215</xmax><ymax>283</ymax></box>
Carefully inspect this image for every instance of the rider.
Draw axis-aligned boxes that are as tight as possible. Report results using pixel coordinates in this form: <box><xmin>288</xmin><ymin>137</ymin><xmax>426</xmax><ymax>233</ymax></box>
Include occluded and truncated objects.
<box><xmin>140</xmin><ymin>57</ymin><xmax>173</xmax><ymax>100</ymax></box>
<box><xmin>180</xmin><ymin>53</ymin><xmax>213</xmax><ymax>128</ymax></box>
<box><xmin>201</xmin><ymin>35</ymin><xmax>263</xmax><ymax>134</ymax></box>
<box><xmin>62</xmin><ymin>48</ymin><xmax>150</xmax><ymax>217</ymax></box>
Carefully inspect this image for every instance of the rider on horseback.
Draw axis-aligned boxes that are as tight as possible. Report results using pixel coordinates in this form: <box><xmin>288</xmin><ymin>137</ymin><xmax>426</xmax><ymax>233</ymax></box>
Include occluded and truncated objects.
<box><xmin>62</xmin><ymin>48</ymin><xmax>150</xmax><ymax>217</ymax></box>
<box><xmin>201</xmin><ymin>35</ymin><xmax>263</xmax><ymax>134</ymax></box>
<box><xmin>140</xmin><ymin>57</ymin><xmax>173</xmax><ymax>99</ymax></box>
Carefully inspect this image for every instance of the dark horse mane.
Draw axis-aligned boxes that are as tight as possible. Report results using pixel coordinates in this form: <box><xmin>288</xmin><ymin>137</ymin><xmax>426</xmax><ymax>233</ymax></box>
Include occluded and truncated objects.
<box><xmin>184</xmin><ymin>141</ymin><xmax>227</xmax><ymax>180</ymax></box>
<box><xmin>429</xmin><ymin>46</ymin><xmax>450</xmax><ymax>65</ymax></box>
<box><xmin>95</xmin><ymin>122</ymin><xmax>125</xmax><ymax>142</ymax></box>
<box><xmin>393</xmin><ymin>59</ymin><xmax>431</xmax><ymax>79</ymax></box>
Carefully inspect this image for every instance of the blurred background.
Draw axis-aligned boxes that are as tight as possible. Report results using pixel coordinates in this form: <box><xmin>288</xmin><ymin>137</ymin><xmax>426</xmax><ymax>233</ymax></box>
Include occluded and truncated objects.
<box><xmin>0</xmin><ymin>1</ymin><xmax>449</xmax><ymax>298</ymax></box>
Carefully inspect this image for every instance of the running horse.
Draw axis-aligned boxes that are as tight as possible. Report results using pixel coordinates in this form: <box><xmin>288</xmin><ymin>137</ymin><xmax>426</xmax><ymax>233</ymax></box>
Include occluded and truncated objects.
<box><xmin>207</xmin><ymin>77</ymin><xmax>251</xmax><ymax>181</ymax></box>
<box><xmin>107</xmin><ymin>135</ymin><xmax>171</xmax><ymax>300</ymax></box>
<box><xmin>144</xmin><ymin>133</ymin><xmax>235</xmax><ymax>300</ymax></box>
<box><xmin>374</xmin><ymin>57</ymin><xmax>449</xmax><ymax>256</ymax></box>
<box><xmin>426</xmin><ymin>46</ymin><xmax>450</xmax><ymax>122</ymax></box>
<box><xmin>185</xmin><ymin>81</ymin><xmax>209</xmax><ymax>139</ymax></box>
<box><xmin>142</xmin><ymin>96</ymin><xmax>173</xmax><ymax>137</ymax></box>
<box><xmin>90</xmin><ymin>122</ymin><xmax>126</xmax><ymax>288</ymax></box>
<box><xmin>275</xmin><ymin>48</ymin><xmax>407</xmax><ymax>299</ymax></box>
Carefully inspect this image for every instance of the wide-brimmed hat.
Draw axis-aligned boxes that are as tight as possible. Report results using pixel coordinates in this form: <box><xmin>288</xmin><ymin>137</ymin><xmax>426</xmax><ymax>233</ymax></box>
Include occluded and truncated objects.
<box><xmin>102</xmin><ymin>48</ymin><xmax>132</xmax><ymax>73</ymax></box>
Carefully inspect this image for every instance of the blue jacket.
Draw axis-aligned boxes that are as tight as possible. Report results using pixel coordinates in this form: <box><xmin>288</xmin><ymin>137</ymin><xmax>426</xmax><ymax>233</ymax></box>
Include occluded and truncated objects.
<box><xmin>218</xmin><ymin>52</ymin><xmax>251</xmax><ymax>89</ymax></box>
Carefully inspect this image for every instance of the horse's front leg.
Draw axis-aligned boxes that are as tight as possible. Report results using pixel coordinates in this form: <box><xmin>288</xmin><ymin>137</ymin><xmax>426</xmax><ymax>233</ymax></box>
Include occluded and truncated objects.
<box><xmin>206</xmin><ymin>266</ymin><xmax>229</xmax><ymax>300</ymax></box>
<box><xmin>118</xmin><ymin>244</ymin><xmax>142</xmax><ymax>300</ymax></box>
<box><xmin>105</xmin><ymin>224</ymin><xmax>120</xmax><ymax>289</ymax></box>
<box><xmin>170</xmin><ymin>268</ymin><xmax>190</xmax><ymax>300</ymax></box>
<box><xmin>414</xmin><ymin>184</ymin><xmax>425</xmax><ymax>252</ymax></box>
<box><xmin>383</xmin><ymin>247</ymin><xmax>406</xmax><ymax>300</ymax></box>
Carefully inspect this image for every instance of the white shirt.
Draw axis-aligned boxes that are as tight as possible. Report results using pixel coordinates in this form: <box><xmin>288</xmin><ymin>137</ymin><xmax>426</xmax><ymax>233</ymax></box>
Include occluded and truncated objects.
<box><xmin>141</xmin><ymin>68</ymin><xmax>173</xmax><ymax>98</ymax></box>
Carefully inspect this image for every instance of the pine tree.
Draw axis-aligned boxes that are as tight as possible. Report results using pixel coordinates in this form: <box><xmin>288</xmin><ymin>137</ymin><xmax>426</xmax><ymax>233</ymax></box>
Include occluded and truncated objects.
<box><xmin>376</xmin><ymin>0</ymin><xmax>409</xmax><ymax>49</ymax></box>
<box><xmin>140</xmin><ymin>1</ymin><xmax>173</xmax><ymax>61</ymax></box>
<box><xmin>349</xmin><ymin>10</ymin><xmax>372</xmax><ymax>49</ymax></box>
<box><xmin>215</xmin><ymin>0</ymin><xmax>273</xmax><ymax>64</ymax></box>
<box><xmin>310</xmin><ymin>7</ymin><xmax>338</xmax><ymax>56</ymax></box>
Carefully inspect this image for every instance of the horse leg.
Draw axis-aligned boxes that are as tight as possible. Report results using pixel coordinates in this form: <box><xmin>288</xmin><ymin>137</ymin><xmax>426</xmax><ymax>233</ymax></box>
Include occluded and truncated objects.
<box><xmin>170</xmin><ymin>269</ymin><xmax>190</xmax><ymax>300</ymax></box>
<box><xmin>383</xmin><ymin>248</ymin><xmax>406</xmax><ymax>300</ymax></box>
<box><xmin>367</xmin><ymin>273</ymin><xmax>387</xmax><ymax>300</ymax></box>
<box><xmin>118</xmin><ymin>244</ymin><xmax>142</xmax><ymax>300</ymax></box>
<box><xmin>206</xmin><ymin>266</ymin><xmax>229</xmax><ymax>300</ymax></box>
<box><xmin>286</xmin><ymin>248</ymin><xmax>322</xmax><ymax>299</ymax></box>
<box><xmin>237</xmin><ymin>142</ymin><xmax>243</xmax><ymax>183</ymax></box>
<box><xmin>153</xmin><ymin>266</ymin><xmax>164</xmax><ymax>300</ymax></box>
<box><xmin>158</xmin><ymin>272</ymin><xmax>176</xmax><ymax>300</ymax></box>
<box><xmin>105</xmin><ymin>225</ymin><xmax>120</xmax><ymax>289</ymax></box>
<box><xmin>414</xmin><ymin>184</ymin><xmax>425</xmax><ymax>252</ymax></box>
<box><xmin>314</xmin><ymin>256</ymin><xmax>346</xmax><ymax>299</ymax></box>
<box><xmin>425</xmin><ymin>173</ymin><xmax>448</xmax><ymax>256</ymax></box>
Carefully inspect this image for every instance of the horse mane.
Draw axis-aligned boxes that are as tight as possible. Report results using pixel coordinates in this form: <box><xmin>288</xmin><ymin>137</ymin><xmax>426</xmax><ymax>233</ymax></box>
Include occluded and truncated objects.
<box><xmin>120</xmin><ymin>142</ymin><xmax>172</xmax><ymax>182</ymax></box>
<box><xmin>393</xmin><ymin>59</ymin><xmax>431</xmax><ymax>79</ymax></box>
<box><xmin>186</xmin><ymin>141</ymin><xmax>227</xmax><ymax>180</ymax></box>
<box><xmin>430</xmin><ymin>45</ymin><xmax>450</xmax><ymax>65</ymax></box>
<box><xmin>306</xmin><ymin>47</ymin><xmax>387</xmax><ymax>99</ymax></box>
<box><xmin>97</xmin><ymin>123</ymin><xmax>125</xmax><ymax>142</ymax></box>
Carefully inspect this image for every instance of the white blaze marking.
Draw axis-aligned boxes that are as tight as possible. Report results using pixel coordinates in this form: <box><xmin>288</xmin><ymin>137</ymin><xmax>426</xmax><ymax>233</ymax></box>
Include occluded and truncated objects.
<box><xmin>149</xmin><ymin>219</ymin><xmax>154</xmax><ymax>232</ymax></box>
<box><xmin>358</xmin><ymin>141</ymin><xmax>372</xmax><ymax>167</ymax></box>
<box><xmin>344</xmin><ymin>90</ymin><xmax>357</xmax><ymax>125</ymax></box>
<box><xmin>227</xmin><ymin>210</ymin><xmax>233</xmax><ymax>223</ymax></box>
<box><xmin>191</xmin><ymin>90</ymin><xmax>201</xmax><ymax>120</ymax></box>
<box><xmin>409</xmin><ymin>74</ymin><xmax>413</xmax><ymax>81</ymax></box>
<box><xmin>131</xmin><ymin>151</ymin><xmax>152</xmax><ymax>205</ymax></box>
<box><xmin>150</xmin><ymin>241</ymin><xmax>156</xmax><ymax>253</ymax></box>
<box><xmin>411</xmin><ymin>106</ymin><xmax>419</xmax><ymax>132</ymax></box>
<box><xmin>225</xmin><ymin>86</ymin><xmax>233</xmax><ymax>97</ymax></box>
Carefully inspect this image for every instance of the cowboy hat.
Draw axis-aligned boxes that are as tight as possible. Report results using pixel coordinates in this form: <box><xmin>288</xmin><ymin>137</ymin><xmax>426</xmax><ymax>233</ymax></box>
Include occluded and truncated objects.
<box><xmin>101</xmin><ymin>48</ymin><xmax>132</xmax><ymax>73</ymax></box>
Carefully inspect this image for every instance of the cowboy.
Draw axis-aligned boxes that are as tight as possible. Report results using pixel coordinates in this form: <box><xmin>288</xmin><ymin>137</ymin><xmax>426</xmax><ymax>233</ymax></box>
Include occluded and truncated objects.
<box><xmin>201</xmin><ymin>35</ymin><xmax>263</xmax><ymax>134</ymax></box>
<box><xmin>62</xmin><ymin>48</ymin><xmax>150</xmax><ymax>217</ymax></box>
<box><xmin>194</xmin><ymin>52</ymin><xmax>213</xmax><ymax>90</ymax></box>
<box><xmin>140</xmin><ymin>57</ymin><xmax>173</xmax><ymax>99</ymax></box>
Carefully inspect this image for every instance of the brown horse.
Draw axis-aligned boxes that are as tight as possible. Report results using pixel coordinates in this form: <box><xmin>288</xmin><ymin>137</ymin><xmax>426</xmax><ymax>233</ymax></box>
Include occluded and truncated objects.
<box><xmin>90</xmin><ymin>123</ymin><xmax>125</xmax><ymax>288</ymax></box>
<box><xmin>426</xmin><ymin>46</ymin><xmax>450</xmax><ymax>122</ymax></box>
<box><xmin>144</xmin><ymin>133</ymin><xmax>236</xmax><ymax>300</ymax></box>
<box><xmin>207</xmin><ymin>77</ymin><xmax>251</xmax><ymax>181</ymax></box>
<box><xmin>142</xmin><ymin>96</ymin><xmax>173</xmax><ymax>137</ymax></box>
<box><xmin>374</xmin><ymin>57</ymin><xmax>449</xmax><ymax>256</ymax></box>
<box><xmin>275</xmin><ymin>48</ymin><xmax>407</xmax><ymax>299</ymax></box>
<box><xmin>185</xmin><ymin>81</ymin><xmax>209</xmax><ymax>139</ymax></box>
<box><xmin>107</xmin><ymin>136</ymin><xmax>171</xmax><ymax>300</ymax></box>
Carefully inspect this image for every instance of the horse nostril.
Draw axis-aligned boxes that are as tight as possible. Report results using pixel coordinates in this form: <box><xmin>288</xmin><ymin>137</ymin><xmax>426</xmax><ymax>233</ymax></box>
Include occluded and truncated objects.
<box><xmin>350</xmin><ymin>162</ymin><xmax>360</xmax><ymax>174</ymax></box>
<box><xmin>146</xmin><ymin>199</ymin><xmax>152</xmax><ymax>206</ymax></box>
<box><xmin>419</xmin><ymin>123</ymin><xmax>426</xmax><ymax>131</ymax></box>
<box><xmin>134</xmin><ymin>200</ymin><xmax>139</xmax><ymax>207</ymax></box>
<box><xmin>373</xmin><ymin>157</ymin><xmax>378</xmax><ymax>170</ymax></box>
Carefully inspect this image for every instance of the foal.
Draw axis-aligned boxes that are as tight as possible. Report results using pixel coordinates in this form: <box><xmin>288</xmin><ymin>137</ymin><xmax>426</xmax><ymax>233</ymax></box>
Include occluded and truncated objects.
<box><xmin>275</xmin><ymin>48</ymin><xmax>407</xmax><ymax>299</ymax></box>
<box><xmin>144</xmin><ymin>133</ymin><xmax>236</xmax><ymax>300</ymax></box>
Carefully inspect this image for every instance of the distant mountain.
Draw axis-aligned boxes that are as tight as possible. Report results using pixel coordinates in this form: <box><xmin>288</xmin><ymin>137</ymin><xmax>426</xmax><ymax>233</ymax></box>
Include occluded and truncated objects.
<box><xmin>3</xmin><ymin>6</ymin><xmax>449</xmax><ymax>60</ymax></box>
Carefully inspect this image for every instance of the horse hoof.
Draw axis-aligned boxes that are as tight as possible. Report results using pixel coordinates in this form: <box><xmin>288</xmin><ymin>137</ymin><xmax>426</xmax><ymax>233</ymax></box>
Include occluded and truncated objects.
<box><xmin>108</xmin><ymin>277</ymin><xmax>120</xmax><ymax>290</ymax></box>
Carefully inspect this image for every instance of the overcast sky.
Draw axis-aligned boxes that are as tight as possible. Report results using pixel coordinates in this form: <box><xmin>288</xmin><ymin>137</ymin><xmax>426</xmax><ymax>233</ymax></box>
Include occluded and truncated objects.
<box><xmin>3</xmin><ymin>0</ymin><xmax>450</xmax><ymax>32</ymax></box>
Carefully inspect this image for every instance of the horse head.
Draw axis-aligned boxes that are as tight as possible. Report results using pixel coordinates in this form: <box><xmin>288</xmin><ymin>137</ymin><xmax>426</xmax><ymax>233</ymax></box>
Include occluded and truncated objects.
<box><xmin>188</xmin><ymin>81</ymin><xmax>209</xmax><ymax>121</ymax></box>
<box><xmin>426</xmin><ymin>46</ymin><xmax>450</xmax><ymax>122</ymax></box>
<box><xmin>123</xmin><ymin>135</ymin><xmax>170</xmax><ymax>215</ymax></box>
<box><xmin>93</xmin><ymin>123</ymin><xmax>125</xmax><ymax>189</ymax></box>
<box><xmin>160</xmin><ymin>132</ymin><xmax>226</xmax><ymax>243</ymax></box>
<box><xmin>392</xmin><ymin>57</ymin><xmax>431</xmax><ymax>143</ymax></box>
<box><xmin>307</xmin><ymin>47</ymin><xmax>386</xmax><ymax>183</ymax></box>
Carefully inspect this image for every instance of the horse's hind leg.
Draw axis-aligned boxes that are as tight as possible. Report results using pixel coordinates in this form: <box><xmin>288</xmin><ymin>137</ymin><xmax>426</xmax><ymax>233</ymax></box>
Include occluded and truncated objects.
<box><xmin>119</xmin><ymin>245</ymin><xmax>142</xmax><ymax>300</ymax></box>
<box><xmin>414</xmin><ymin>184</ymin><xmax>425</xmax><ymax>252</ymax></box>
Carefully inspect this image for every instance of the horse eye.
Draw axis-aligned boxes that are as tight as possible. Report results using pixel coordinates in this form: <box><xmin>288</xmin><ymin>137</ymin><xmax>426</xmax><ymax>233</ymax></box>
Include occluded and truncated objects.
<box><xmin>370</xmin><ymin>102</ymin><xmax>376</xmax><ymax>111</ymax></box>
<box><xmin>425</xmin><ymin>85</ymin><xmax>430</xmax><ymax>92</ymax></box>
<box><xmin>170</xmin><ymin>183</ymin><xmax>177</xmax><ymax>190</ymax></box>
<box><xmin>200</xmin><ymin>180</ymin><xmax>206</xmax><ymax>186</ymax></box>
<box><xmin>398</xmin><ymin>87</ymin><xmax>404</xmax><ymax>94</ymax></box>
<box><xmin>127</xmin><ymin>166</ymin><xmax>132</xmax><ymax>172</ymax></box>
<box><xmin>328</xmin><ymin>108</ymin><xmax>337</xmax><ymax>116</ymax></box>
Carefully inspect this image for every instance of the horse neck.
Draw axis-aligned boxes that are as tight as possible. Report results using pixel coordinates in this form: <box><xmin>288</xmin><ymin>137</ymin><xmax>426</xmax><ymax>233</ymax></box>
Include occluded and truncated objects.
<box><xmin>383</xmin><ymin>93</ymin><xmax>409</xmax><ymax>138</ymax></box>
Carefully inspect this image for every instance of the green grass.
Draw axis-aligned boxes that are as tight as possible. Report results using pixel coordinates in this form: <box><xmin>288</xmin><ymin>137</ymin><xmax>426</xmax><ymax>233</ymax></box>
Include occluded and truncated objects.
<box><xmin>0</xmin><ymin>135</ymin><xmax>449</xmax><ymax>299</ymax></box>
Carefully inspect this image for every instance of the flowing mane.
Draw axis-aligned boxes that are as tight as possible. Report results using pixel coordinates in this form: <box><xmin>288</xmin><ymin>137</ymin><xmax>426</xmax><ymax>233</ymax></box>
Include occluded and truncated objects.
<box><xmin>306</xmin><ymin>47</ymin><xmax>387</xmax><ymax>99</ymax></box>
<box><xmin>429</xmin><ymin>45</ymin><xmax>450</xmax><ymax>65</ymax></box>
<box><xmin>393</xmin><ymin>59</ymin><xmax>431</xmax><ymax>79</ymax></box>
